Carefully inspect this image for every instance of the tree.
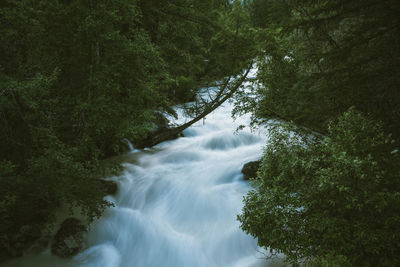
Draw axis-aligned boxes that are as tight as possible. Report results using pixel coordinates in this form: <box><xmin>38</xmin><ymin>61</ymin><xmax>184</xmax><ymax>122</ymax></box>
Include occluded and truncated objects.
<box><xmin>238</xmin><ymin>108</ymin><xmax>400</xmax><ymax>266</ymax></box>
<box><xmin>236</xmin><ymin>1</ymin><xmax>400</xmax><ymax>265</ymax></box>
<box><xmin>236</xmin><ymin>0</ymin><xmax>400</xmax><ymax>136</ymax></box>
<box><xmin>0</xmin><ymin>0</ymin><xmax>257</xmax><ymax>260</ymax></box>
<box><xmin>136</xmin><ymin>0</ymin><xmax>257</xmax><ymax>147</ymax></box>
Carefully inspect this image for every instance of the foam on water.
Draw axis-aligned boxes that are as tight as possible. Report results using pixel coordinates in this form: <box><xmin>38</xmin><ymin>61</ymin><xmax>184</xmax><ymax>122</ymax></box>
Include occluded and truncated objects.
<box><xmin>4</xmin><ymin>81</ymin><xmax>285</xmax><ymax>267</ymax></box>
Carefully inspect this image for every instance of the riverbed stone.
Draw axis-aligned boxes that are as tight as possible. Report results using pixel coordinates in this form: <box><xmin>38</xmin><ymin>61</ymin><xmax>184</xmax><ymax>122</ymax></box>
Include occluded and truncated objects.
<box><xmin>51</xmin><ymin>218</ymin><xmax>87</xmax><ymax>258</ymax></box>
<box><xmin>241</xmin><ymin>160</ymin><xmax>261</xmax><ymax>180</ymax></box>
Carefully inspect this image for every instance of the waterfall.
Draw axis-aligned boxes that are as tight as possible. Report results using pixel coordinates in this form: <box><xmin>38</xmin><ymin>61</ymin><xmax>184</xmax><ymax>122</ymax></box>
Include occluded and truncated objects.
<box><xmin>123</xmin><ymin>138</ymin><xmax>140</xmax><ymax>153</ymax></box>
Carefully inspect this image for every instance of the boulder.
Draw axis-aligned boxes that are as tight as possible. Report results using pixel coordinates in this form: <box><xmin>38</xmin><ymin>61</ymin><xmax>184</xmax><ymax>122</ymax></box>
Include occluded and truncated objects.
<box><xmin>241</xmin><ymin>160</ymin><xmax>261</xmax><ymax>180</ymax></box>
<box><xmin>51</xmin><ymin>218</ymin><xmax>87</xmax><ymax>258</ymax></box>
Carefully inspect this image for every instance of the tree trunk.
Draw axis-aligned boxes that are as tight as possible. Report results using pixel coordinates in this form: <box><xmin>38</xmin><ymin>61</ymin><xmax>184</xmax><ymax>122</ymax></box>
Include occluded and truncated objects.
<box><xmin>136</xmin><ymin>65</ymin><xmax>252</xmax><ymax>148</ymax></box>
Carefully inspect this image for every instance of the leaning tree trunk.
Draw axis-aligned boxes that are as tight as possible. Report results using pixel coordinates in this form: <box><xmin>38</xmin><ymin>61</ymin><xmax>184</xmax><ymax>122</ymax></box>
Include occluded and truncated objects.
<box><xmin>136</xmin><ymin>65</ymin><xmax>252</xmax><ymax>148</ymax></box>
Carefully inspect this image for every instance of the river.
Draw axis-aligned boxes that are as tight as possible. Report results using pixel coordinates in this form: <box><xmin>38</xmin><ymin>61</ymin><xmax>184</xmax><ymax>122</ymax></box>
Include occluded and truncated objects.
<box><xmin>4</xmin><ymin>88</ymin><xmax>286</xmax><ymax>267</ymax></box>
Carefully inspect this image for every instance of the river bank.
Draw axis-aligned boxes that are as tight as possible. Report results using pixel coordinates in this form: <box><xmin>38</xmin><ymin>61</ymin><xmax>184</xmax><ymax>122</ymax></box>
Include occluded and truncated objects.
<box><xmin>3</xmin><ymin>97</ymin><xmax>287</xmax><ymax>267</ymax></box>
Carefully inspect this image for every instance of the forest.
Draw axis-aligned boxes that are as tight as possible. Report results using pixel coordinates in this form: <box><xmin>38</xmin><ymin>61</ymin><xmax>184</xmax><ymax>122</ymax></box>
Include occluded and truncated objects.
<box><xmin>1</xmin><ymin>0</ymin><xmax>399</xmax><ymax>266</ymax></box>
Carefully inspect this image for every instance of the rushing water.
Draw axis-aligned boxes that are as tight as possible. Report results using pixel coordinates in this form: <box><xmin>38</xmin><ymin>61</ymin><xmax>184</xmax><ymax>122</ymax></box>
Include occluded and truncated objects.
<box><xmin>4</xmin><ymin>92</ymin><xmax>286</xmax><ymax>267</ymax></box>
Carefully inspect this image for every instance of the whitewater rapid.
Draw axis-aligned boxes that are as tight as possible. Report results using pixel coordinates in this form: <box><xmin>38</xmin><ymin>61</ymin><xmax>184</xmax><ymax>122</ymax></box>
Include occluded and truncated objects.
<box><xmin>4</xmin><ymin>90</ymin><xmax>285</xmax><ymax>267</ymax></box>
<box><xmin>77</xmin><ymin>101</ymin><xmax>269</xmax><ymax>267</ymax></box>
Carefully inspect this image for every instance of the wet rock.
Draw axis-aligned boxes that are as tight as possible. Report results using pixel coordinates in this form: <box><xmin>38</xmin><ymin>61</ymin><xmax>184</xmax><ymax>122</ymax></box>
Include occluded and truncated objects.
<box><xmin>241</xmin><ymin>160</ymin><xmax>261</xmax><ymax>180</ymax></box>
<box><xmin>51</xmin><ymin>218</ymin><xmax>87</xmax><ymax>258</ymax></box>
<box><xmin>100</xmin><ymin>179</ymin><xmax>118</xmax><ymax>195</ymax></box>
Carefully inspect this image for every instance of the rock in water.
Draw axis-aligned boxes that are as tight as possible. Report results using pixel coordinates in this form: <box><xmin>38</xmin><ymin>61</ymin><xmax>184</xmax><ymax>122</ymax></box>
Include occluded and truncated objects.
<box><xmin>51</xmin><ymin>218</ymin><xmax>87</xmax><ymax>258</ymax></box>
<box><xmin>241</xmin><ymin>160</ymin><xmax>261</xmax><ymax>180</ymax></box>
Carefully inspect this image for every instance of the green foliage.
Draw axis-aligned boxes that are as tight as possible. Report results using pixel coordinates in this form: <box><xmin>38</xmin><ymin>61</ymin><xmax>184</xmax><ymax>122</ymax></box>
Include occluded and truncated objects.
<box><xmin>237</xmin><ymin>1</ymin><xmax>400</xmax><ymax>265</ymax></box>
<box><xmin>0</xmin><ymin>0</ymin><xmax>256</xmax><ymax>259</ymax></box>
<box><xmin>238</xmin><ymin>108</ymin><xmax>400</xmax><ymax>266</ymax></box>
<box><xmin>138</xmin><ymin>0</ymin><xmax>256</xmax><ymax>102</ymax></box>
<box><xmin>240</xmin><ymin>0</ymin><xmax>400</xmax><ymax>135</ymax></box>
